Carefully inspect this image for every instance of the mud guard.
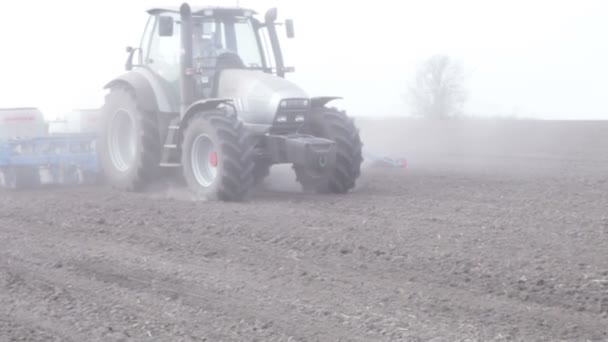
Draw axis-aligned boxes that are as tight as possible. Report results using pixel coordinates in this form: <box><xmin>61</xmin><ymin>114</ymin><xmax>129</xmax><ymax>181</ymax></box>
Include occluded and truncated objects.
<box><xmin>179</xmin><ymin>98</ymin><xmax>235</xmax><ymax>130</ymax></box>
<box><xmin>103</xmin><ymin>69</ymin><xmax>172</xmax><ymax>113</ymax></box>
<box><xmin>311</xmin><ymin>96</ymin><xmax>343</xmax><ymax>108</ymax></box>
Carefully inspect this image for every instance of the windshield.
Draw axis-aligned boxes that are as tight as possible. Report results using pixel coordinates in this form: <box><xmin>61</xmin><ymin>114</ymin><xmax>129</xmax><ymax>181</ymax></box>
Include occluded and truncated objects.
<box><xmin>192</xmin><ymin>17</ymin><xmax>265</xmax><ymax>69</ymax></box>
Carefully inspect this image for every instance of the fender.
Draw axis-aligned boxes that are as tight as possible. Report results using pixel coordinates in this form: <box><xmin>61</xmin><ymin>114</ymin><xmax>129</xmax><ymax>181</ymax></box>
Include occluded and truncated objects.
<box><xmin>310</xmin><ymin>96</ymin><xmax>343</xmax><ymax>108</ymax></box>
<box><xmin>103</xmin><ymin>69</ymin><xmax>173</xmax><ymax>113</ymax></box>
<box><xmin>180</xmin><ymin>98</ymin><xmax>235</xmax><ymax>131</ymax></box>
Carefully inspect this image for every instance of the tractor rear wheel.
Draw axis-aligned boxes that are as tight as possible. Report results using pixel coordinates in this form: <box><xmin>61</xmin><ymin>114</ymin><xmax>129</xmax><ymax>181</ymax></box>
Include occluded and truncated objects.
<box><xmin>293</xmin><ymin>107</ymin><xmax>363</xmax><ymax>194</ymax></box>
<box><xmin>97</xmin><ymin>85</ymin><xmax>161</xmax><ymax>191</ymax></box>
<box><xmin>181</xmin><ymin>109</ymin><xmax>255</xmax><ymax>201</ymax></box>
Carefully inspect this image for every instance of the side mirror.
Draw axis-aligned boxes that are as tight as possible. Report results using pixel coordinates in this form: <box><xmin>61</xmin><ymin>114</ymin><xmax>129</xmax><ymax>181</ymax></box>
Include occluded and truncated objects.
<box><xmin>158</xmin><ymin>16</ymin><xmax>174</xmax><ymax>37</ymax></box>
<box><xmin>125</xmin><ymin>46</ymin><xmax>141</xmax><ymax>71</ymax></box>
<box><xmin>285</xmin><ymin>19</ymin><xmax>295</xmax><ymax>38</ymax></box>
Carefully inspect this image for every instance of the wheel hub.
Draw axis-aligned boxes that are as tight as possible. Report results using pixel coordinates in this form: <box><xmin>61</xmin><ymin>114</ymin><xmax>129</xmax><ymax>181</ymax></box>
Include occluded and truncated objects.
<box><xmin>209</xmin><ymin>151</ymin><xmax>218</xmax><ymax>167</ymax></box>
<box><xmin>108</xmin><ymin>110</ymin><xmax>137</xmax><ymax>172</ymax></box>
<box><xmin>191</xmin><ymin>134</ymin><xmax>218</xmax><ymax>187</ymax></box>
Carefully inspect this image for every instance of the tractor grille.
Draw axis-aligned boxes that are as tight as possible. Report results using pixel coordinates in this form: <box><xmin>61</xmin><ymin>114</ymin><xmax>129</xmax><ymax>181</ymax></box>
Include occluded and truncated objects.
<box><xmin>269</xmin><ymin>98</ymin><xmax>310</xmax><ymax>134</ymax></box>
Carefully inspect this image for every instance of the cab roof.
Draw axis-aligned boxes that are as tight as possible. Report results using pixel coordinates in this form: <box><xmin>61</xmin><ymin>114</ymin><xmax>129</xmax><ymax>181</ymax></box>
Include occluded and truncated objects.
<box><xmin>147</xmin><ymin>6</ymin><xmax>257</xmax><ymax>17</ymax></box>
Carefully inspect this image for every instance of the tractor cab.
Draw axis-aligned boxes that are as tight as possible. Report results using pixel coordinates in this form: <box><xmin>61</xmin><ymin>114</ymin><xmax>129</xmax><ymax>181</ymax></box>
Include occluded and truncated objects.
<box><xmin>126</xmin><ymin>6</ymin><xmax>295</xmax><ymax>109</ymax></box>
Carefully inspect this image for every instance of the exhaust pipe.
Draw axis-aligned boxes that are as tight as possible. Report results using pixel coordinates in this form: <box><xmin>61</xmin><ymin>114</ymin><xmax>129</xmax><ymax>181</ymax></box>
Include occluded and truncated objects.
<box><xmin>180</xmin><ymin>3</ymin><xmax>194</xmax><ymax>117</ymax></box>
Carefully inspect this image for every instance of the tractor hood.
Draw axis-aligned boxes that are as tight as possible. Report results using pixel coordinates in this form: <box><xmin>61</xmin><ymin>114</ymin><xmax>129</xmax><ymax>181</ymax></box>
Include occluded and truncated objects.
<box><xmin>215</xmin><ymin>69</ymin><xmax>309</xmax><ymax>125</ymax></box>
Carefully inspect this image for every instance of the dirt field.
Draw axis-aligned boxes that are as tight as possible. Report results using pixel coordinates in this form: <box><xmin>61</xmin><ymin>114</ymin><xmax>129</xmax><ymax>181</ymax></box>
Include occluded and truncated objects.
<box><xmin>1</xmin><ymin>118</ymin><xmax>608</xmax><ymax>341</ymax></box>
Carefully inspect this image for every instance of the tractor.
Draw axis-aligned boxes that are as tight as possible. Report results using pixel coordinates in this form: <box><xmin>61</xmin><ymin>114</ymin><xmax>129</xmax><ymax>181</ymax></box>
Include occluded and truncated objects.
<box><xmin>97</xmin><ymin>3</ymin><xmax>363</xmax><ymax>201</ymax></box>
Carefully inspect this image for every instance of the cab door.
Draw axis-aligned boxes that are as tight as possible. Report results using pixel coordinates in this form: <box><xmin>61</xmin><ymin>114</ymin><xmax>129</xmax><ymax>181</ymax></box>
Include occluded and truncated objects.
<box><xmin>141</xmin><ymin>14</ymin><xmax>182</xmax><ymax>112</ymax></box>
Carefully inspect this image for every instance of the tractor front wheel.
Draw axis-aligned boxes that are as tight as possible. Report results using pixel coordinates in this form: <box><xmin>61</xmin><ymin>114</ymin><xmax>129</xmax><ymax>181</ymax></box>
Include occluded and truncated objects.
<box><xmin>181</xmin><ymin>109</ymin><xmax>255</xmax><ymax>201</ymax></box>
<box><xmin>293</xmin><ymin>107</ymin><xmax>363</xmax><ymax>194</ymax></box>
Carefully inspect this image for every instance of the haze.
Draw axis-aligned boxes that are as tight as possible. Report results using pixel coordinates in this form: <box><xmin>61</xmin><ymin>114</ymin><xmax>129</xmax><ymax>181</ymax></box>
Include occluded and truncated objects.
<box><xmin>1</xmin><ymin>0</ymin><xmax>606</xmax><ymax>120</ymax></box>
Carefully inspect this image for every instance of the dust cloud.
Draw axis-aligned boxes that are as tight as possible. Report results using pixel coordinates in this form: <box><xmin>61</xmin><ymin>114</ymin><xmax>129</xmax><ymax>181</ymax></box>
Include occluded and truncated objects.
<box><xmin>356</xmin><ymin>117</ymin><xmax>608</xmax><ymax>178</ymax></box>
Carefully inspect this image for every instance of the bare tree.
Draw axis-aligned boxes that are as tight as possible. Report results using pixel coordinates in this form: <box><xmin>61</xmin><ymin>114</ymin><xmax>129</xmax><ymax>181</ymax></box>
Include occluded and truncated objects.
<box><xmin>408</xmin><ymin>54</ymin><xmax>467</xmax><ymax>119</ymax></box>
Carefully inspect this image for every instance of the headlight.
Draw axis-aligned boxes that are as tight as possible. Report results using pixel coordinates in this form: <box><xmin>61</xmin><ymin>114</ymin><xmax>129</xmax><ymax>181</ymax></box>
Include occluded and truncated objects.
<box><xmin>279</xmin><ymin>99</ymin><xmax>310</xmax><ymax>109</ymax></box>
<box><xmin>275</xmin><ymin>115</ymin><xmax>288</xmax><ymax>123</ymax></box>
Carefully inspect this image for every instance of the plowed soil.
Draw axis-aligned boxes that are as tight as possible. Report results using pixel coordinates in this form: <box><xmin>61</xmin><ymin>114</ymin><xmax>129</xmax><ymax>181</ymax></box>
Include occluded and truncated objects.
<box><xmin>1</xmin><ymin>119</ymin><xmax>608</xmax><ymax>342</ymax></box>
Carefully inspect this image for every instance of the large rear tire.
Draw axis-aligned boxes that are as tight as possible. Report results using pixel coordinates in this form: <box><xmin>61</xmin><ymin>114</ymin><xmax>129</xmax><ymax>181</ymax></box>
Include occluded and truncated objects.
<box><xmin>181</xmin><ymin>109</ymin><xmax>255</xmax><ymax>201</ymax></box>
<box><xmin>97</xmin><ymin>85</ymin><xmax>161</xmax><ymax>191</ymax></box>
<box><xmin>293</xmin><ymin>107</ymin><xmax>363</xmax><ymax>194</ymax></box>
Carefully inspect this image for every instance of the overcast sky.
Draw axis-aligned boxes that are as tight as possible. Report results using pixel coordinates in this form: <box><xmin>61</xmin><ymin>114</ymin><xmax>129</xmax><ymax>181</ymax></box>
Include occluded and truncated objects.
<box><xmin>0</xmin><ymin>0</ymin><xmax>606</xmax><ymax>119</ymax></box>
